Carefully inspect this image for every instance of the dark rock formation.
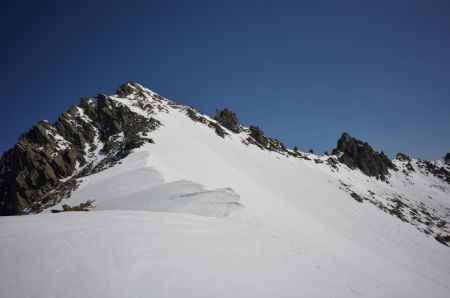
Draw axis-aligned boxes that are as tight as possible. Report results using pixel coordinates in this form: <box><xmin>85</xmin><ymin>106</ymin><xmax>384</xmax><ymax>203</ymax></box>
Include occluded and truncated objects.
<box><xmin>186</xmin><ymin>108</ymin><xmax>227</xmax><ymax>138</ymax></box>
<box><xmin>116</xmin><ymin>81</ymin><xmax>146</xmax><ymax>98</ymax></box>
<box><xmin>214</xmin><ymin>108</ymin><xmax>242</xmax><ymax>133</ymax></box>
<box><xmin>247</xmin><ymin>125</ymin><xmax>286</xmax><ymax>152</ymax></box>
<box><xmin>396</xmin><ymin>153</ymin><xmax>415</xmax><ymax>174</ymax></box>
<box><xmin>435</xmin><ymin>234</ymin><xmax>450</xmax><ymax>247</ymax></box>
<box><xmin>396</xmin><ymin>153</ymin><xmax>411</xmax><ymax>162</ymax></box>
<box><xmin>332</xmin><ymin>133</ymin><xmax>396</xmax><ymax>180</ymax></box>
<box><xmin>213</xmin><ymin>109</ymin><xmax>287</xmax><ymax>152</ymax></box>
<box><xmin>416</xmin><ymin>159</ymin><xmax>450</xmax><ymax>184</ymax></box>
<box><xmin>0</xmin><ymin>84</ymin><xmax>160</xmax><ymax>215</ymax></box>
<box><xmin>249</xmin><ymin>126</ymin><xmax>269</xmax><ymax>147</ymax></box>
<box><xmin>445</xmin><ymin>153</ymin><xmax>450</xmax><ymax>165</ymax></box>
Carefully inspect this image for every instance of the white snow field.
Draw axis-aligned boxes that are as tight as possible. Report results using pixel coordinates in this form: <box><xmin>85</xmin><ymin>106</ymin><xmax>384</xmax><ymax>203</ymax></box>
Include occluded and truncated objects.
<box><xmin>1</xmin><ymin>84</ymin><xmax>449</xmax><ymax>297</ymax></box>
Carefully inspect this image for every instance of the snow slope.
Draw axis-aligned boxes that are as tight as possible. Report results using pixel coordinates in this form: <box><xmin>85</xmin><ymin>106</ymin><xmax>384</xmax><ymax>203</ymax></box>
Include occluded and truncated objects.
<box><xmin>1</xmin><ymin>83</ymin><xmax>449</xmax><ymax>297</ymax></box>
<box><xmin>50</xmin><ymin>151</ymin><xmax>244</xmax><ymax>218</ymax></box>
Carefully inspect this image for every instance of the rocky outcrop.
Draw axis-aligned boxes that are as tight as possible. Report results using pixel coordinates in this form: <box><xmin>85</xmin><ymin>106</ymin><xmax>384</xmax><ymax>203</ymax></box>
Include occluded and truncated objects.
<box><xmin>186</xmin><ymin>108</ymin><xmax>227</xmax><ymax>138</ymax></box>
<box><xmin>396</xmin><ymin>153</ymin><xmax>411</xmax><ymax>162</ymax></box>
<box><xmin>0</xmin><ymin>84</ymin><xmax>160</xmax><ymax>215</ymax></box>
<box><xmin>249</xmin><ymin>126</ymin><xmax>269</xmax><ymax>147</ymax></box>
<box><xmin>416</xmin><ymin>159</ymin><xmax>450</xmax><ymax>184</ymax></box>
<box><xmin>445</xmin><ymin>153</ymin><xmax>450</xmax><ymax>166</ymax></box>
<box><xmin>214</xmin><ymin>108</ymin><xmax>242</xmax><ymax>133</ymax></box>
<box><xmin>395</xmin><ymin>152</ymin><xmax>450</xmax><ymax>183</ymax></box>
<box><xmin>396</xmin><ymin>153</ymin><xmax>415</xmax><ymax>175</ymax></box>
<box><xmin>332</xmin><ymin>133</ymin><xmax>396</xmax><ymax>180</ymax></box>
<box><xmin>246</xmin><ymin>125</ymin><xmax>286</xmax><ymax>152</ymax></box>
<box><xmin>116</xmin><ymin>81</ymin><xmax>147</xmax><ymax>98</ymax></box>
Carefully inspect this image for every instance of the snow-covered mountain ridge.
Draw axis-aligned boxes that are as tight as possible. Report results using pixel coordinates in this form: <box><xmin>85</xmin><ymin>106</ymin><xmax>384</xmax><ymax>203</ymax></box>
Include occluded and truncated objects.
<box><xmin>1</xmin><ymin>82</ymin><xmax>450</xmax><ymax>297</ymax></box>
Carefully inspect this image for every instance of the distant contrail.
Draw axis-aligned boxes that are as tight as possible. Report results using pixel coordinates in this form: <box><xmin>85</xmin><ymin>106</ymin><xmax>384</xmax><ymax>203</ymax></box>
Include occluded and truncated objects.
<box><xmin>360</xmin><ymin>90</ymin><xmax>409</xmax><ymax>103</ymax></box>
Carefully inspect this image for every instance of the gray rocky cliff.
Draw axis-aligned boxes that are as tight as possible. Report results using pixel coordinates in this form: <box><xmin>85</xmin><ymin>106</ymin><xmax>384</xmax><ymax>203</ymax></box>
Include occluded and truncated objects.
<box><xmin>0</xmin><ymin>82</ymin><xmax>160</xmax><ymax>215</ymax></box>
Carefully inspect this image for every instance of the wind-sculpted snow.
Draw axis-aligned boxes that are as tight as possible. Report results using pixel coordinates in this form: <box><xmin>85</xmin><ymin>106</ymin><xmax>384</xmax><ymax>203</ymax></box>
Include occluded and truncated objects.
<box><xmin>50</xmin><ymin>151</ymin><xmax>244</xmax><ymax>218</ymax></box>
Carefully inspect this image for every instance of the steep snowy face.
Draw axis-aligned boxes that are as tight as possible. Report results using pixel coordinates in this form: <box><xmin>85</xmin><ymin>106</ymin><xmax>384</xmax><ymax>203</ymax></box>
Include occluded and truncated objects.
<box><xmin>51</xmin><ymin>150</ymin><xmax>245</xmax><ymax>218</ymax></box>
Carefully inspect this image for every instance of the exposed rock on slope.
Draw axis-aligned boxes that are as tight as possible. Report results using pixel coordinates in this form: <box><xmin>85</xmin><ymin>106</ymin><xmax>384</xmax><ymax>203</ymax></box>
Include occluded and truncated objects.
<box><xmin>249</xmin><ymin>126</ymin><xmax>269</xmax><ymax>147</ymax></box>
<box><xmin>247</xmin><ymin>125</ymin><xmax>286</xmax><ymax>152</ymax></box>
<box><xmin>213</xmin><ymin>108</ymin><xmax>286</xmax><ymax>152</ymax></box>
<box><xmin>185</xmin><ymin>108</ymin><xmax>227</xmax><ymax>138</ymax></box>
<box><xmin>332</xmin><ymin>132</ymin><xmax>396</xmax><ymax>180</ymax></box>
<box><xmin>445</xmin><ymin>153</ymin><xmax>450</xmax><ymax>165</ymax></box>
<box><xmin>416</xmin><ymin>158</ymin><xmax>450</xmax><ymax>183</ymax></box>
<box><xmin>395</xmin><ymin>152</ymin><xmax>450</xmax><ymax>183</ymax></box>
<box><xmin>0</xmin><ymin>82</ymin><xmax>160</xmax><ymax>215</ymax></box>
<box><xmin>214</xmin><ymin>108</ymin><xmax>242</xmax><ymax>133</ymax></box>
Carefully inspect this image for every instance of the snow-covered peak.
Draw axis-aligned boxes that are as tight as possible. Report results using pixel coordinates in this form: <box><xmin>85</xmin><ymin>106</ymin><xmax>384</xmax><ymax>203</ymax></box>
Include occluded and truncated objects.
<box><xmin>1</xmin><ymin>82</ymin><xmax>450</xmax><ymax>297</ymax></box>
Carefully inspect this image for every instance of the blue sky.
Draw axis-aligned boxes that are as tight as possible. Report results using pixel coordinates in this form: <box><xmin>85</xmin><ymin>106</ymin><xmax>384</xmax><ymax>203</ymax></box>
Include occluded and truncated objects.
<box><xmin>1</xmin><ymin>0</ymin><xmax>449</xmax><ymax>159</ymax></box>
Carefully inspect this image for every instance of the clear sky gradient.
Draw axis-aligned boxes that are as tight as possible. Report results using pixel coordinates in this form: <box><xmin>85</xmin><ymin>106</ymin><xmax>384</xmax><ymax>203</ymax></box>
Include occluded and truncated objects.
<box><xmin>1</xmin><ymin>0</ymin><xmax>449</xmax><ymax>159</ymax></box>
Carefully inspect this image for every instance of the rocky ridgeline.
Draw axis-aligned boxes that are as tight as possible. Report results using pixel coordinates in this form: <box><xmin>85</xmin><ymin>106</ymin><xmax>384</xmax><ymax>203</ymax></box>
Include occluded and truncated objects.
<box><xmin>327</xmin><ymin>134</ymin><xmax>449</xmax><ymax>185</ymax></box>
<box><xmin>332</xmin><ymin>133</ymin><xmax>396</xmax><ymax>180</ymax></box>
<box><xmin>395</xmin><ymin>152</ymin><xmax>450</xmax><ymax>183</ymax></box>
<box><xmin>203</xmin><ymin>109</ymin><xmax>448</xmax><ymax>184</ymax></box>
<box><xmin>415</xmin><ymin>159</ymin><xmax>450</xmax><ymax>183</ymax></box>
<box><xmin>246</xmin><ymin>125</ymin><xmax>286</xmax><ymax>152</ymax></box>
<box><xmin>1</xmin><ymin>82</ymin><xmax>448</xmax><ymax>216</ymax></box>
<box><xmin>332</xmin><ymin>133</ymin><xmax>449</xmax><ymax>184</ymax></box>
<box><xmin>185</xmin><ymin>107</ymin><xmax>287</xmax><ymax>152</ymax></box>
<box><xmin>445</xmin><ymin>153</ymin><xmax>450</xmax><ymax>165</ymax></box>
<box><xmin>184</xmin><ymin>108</ymin><xmax>227</xmax><ymax>138</ymax></box>
<box><xmin>214</xmin><ymin>108</ymin><xmax>286</xmax><ymax>152</ymax></box>
<box><xmin>396</xmin><ymin>153</ymin><xmax>450</xmax><ymax>183</ymax></box>
<box><xmin>0</xmin><ymin>82</ymin><xmax>160</xmax><ymax>215</ymax></box>
<box><xmin>214</xmin><ymin>108</ymin><xmax>242</xmax><ymax>133</ymax></box>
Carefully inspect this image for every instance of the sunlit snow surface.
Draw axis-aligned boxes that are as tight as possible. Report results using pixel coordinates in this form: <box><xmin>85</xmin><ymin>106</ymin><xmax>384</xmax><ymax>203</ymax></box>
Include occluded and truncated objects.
<box><xmin>52</xmin><ymin>151</ymin><xmax>244</xmax><ymax>218</ymax></box>
<box><xmin>1</xmin><ymin>86</ymin><xmax>449</xmax><ymax>297</ymax></box>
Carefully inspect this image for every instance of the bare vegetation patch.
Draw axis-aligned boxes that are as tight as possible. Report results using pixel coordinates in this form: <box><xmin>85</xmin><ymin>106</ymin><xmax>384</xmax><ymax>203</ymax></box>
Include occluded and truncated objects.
<box><xmin>51</xmin><ymin>199</ymin><xmax>95</xmax><ymax>213</ymax></box>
